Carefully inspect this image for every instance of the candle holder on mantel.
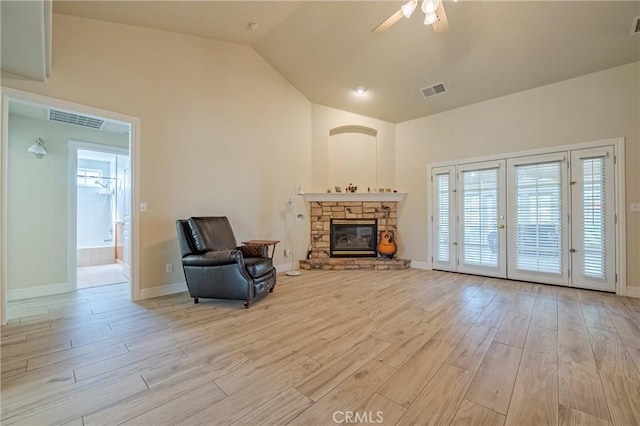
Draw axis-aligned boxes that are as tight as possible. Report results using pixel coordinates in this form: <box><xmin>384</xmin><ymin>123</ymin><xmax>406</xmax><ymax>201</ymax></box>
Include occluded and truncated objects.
<box><xmin>346</xmin><ymin>183</ymin><xmax>357</xmax><ymax>193</ymax></box>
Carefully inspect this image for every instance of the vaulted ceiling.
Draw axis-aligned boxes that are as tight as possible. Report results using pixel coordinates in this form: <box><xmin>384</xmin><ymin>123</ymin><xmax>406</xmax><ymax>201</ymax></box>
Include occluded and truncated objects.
<box><xmin>44</xmin><ymin>1</ymin><xmax>640</xmax><ymax>122</ymax></box>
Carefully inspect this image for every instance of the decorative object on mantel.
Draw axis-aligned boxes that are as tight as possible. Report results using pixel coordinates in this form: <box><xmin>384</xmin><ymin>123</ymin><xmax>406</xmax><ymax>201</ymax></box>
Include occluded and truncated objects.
<box><xmin>335</xmin><ymin>186</ymin><xmax>342</xmax><ymax>193</ymax></box>
<box><xmin>346</xmin><ymin>183</ymin><xmax>358</xmax><ymax>193</ymax></box>
<box><xmin>304</xmin><ymin>192</ymin><xmax>407</xmax><ymax>203</ymax></box>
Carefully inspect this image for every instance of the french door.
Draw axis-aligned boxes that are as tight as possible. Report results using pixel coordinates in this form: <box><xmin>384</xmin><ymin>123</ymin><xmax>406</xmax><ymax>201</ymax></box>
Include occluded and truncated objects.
<box><xmin>457</xmin><ymin>161</ymin><xmax>506</xmax><ymax>278</ymax></box>
<box><xmin>430</xmin><ymin>144</ymin><xmax>619</xmax><ymax>292</ymax></box>
<box><xmin>570</xmin><ymin>147</ymin><xmax>616</xmax><ymax>291</ymax></box>
<box><xmin>431</xmin><ymin>166</ymin><xmax>457</xmax><ymax>272</ymax></box>
<box><xmin>507</xmin><ymin>153</ymin><xmax>569</xmax><ymax>286</ymax></box>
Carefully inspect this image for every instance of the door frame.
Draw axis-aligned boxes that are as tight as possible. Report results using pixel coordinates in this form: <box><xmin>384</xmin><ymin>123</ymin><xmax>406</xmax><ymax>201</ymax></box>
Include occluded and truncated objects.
<box><xmin>456</xmin><ymin>159</ymin><xmax>507</xmax><ymax>278</ymax></box>
<box><xmin>426</xmin><ymin>137</ymin><xmax>626</xmax><ymax>295</ymax></box>
<box><xmin>430</xmin><ymin>165</ymin><xmax>457</xmax><ymax>272</ymax></box>
<box><xmin>1</xmin><ymin>87</ymin><xmax>141</xmax><ymax>325</ymax></box>
<box><xmin>569</xmin><ymin>145</ymin><xmax>617</xmax><ymax>292</ymax></box>
<box><xmin>68</xmin><ymin>141</ymin><xmax>130</xmax><ymax>292</ymax></box>
<box><xmin>506</xmin><ymin>152</ymin><xmax>569</xmax><ymax>286</ymax></box>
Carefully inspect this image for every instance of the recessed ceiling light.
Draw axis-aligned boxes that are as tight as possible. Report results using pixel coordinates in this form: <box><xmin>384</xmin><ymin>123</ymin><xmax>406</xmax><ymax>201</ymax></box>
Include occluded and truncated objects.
<box><xmin>247</xmin><ymin>21</ymin><xmax>260</xmax><ymax>31</ymax></box>
<box><xmin>354</xmin><ymin>86</ymin><xmax>367</xmax><ymax>95</ymax></box>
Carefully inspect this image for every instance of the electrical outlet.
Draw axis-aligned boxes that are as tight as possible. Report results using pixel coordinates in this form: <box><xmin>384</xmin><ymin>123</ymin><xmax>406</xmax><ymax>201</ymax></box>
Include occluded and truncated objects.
<box><xmin>140</xmin><ymin>202</ymin><xmax>147</xmax><ymax>212</ymax></box>
<box><xmin>284</xmin><ymin>249</ymin><xmax>291</xmax><ymax>257</ymax></box>
<box><xmin>631</xmin><ymin>202</ymin><xmax>640</xmax><ymax>212</ymax></box>
<box><xmin>165</xmin><ymin>263</ymin><xmax>173</xmax><ymax>273</ymax></box>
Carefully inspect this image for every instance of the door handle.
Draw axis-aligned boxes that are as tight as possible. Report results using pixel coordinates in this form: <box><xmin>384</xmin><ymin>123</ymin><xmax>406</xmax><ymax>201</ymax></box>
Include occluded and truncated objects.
<box><xmin>499</xmin><ymin>225</ymin><xmax>505</xmax><ymax>229</ymax></box>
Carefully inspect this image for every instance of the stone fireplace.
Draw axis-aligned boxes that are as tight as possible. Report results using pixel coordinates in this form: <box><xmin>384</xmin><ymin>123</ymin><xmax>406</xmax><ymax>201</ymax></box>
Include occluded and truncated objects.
<box><xmin>299</xmin><ymin>193</ymin><xmax>410</xmax><ymax>270</ymax></box>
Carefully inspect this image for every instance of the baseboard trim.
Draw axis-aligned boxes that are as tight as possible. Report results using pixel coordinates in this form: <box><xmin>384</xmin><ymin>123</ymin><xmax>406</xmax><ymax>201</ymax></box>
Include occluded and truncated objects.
<box><xmin>139</xmin><ymin>281</ymin><xmax>188</xmax><ymax>300</ymax></box>
<box><xmin>8</xmin><ymin>282</ymin><xmax>70</xmax><ymax>301</ymax></box>
<box><xmin>411</xmin><ymin>261</ymin><xmax>429</xmax><ymax>270</ymax></box>
<box><xmin>626</xmin><ymin>287</ymin><xmax>640</xmax><ymax>298</ymax></box>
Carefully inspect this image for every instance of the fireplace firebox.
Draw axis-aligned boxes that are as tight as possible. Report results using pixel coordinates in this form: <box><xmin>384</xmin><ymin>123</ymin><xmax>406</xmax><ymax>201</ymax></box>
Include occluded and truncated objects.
<box><xmin>330</xmin><ymin>219</ymin><xmax>377</xmax><ymax>257</ymax></box>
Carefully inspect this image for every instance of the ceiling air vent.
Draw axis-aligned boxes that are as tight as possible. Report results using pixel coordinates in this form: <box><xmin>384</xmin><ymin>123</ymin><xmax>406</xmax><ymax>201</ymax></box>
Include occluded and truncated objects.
<box><xmin>632</xmin><ymin>16</ymin><xmax>640</xmax><ymax>36</ymax></box>
<box><xmin>420</xmin><ymin>82</ymin><xmax>447</xmax><ymax>99</ymax></box>
<box><xmin>49</xmin><ymin>109</ymin><xmax>104</xmax><ymax>129</ymax></box>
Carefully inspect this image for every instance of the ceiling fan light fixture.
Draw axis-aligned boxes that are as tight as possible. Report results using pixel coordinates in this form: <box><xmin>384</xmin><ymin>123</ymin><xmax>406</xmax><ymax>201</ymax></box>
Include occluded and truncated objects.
<box><xmin>401</xmin><ymin>0</ymin><xmax>417</xmax><ymax>18</ymax></box>
<box><xmin>424</xmin><ymin>12</ymin><xmax>438</xmax><ymax>25</ymax></box>
<box><xmin>354</xmin><ymin>86</ymin><xmax>367</xmax><ymax>95</ymax></box>
<box><xmin>421</xmin><ymin>0</ymin><xmax>440</xmax><ymax>15</ymax></box>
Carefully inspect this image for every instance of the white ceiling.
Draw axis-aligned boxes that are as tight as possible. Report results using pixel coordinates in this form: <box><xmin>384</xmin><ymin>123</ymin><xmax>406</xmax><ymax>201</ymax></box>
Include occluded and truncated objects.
<box><xmin>50</xmin><ymin>1</ymin><xmax>640</xmax><ymax>123</ymax></box>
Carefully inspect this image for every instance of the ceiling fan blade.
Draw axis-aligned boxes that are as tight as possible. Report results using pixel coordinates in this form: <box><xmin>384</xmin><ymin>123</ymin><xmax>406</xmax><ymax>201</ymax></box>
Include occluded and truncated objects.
<box><xmin>432</xmin><ymin>2</ymin><xmax>449</xmax><ymax>34</ymax></box>
<box><xmin>372</xmin><ymin>8</ymin><xmax>404</xmax><ymax>34</ymax></box>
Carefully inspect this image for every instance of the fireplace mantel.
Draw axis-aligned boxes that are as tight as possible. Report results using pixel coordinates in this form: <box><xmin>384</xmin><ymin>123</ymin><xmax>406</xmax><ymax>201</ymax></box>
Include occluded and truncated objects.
<box><xmin>303</xmin><ymin>192</ymin><xmax>407</xmax><ymax>203</ymax></box>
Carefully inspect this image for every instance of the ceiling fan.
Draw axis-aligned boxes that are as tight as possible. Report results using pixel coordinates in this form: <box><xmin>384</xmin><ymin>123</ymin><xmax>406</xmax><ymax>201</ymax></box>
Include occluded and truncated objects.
<box><xmin>372</xmin><ymin>0</ymin><xmax>449</xmax><ymax>34</ymax></box>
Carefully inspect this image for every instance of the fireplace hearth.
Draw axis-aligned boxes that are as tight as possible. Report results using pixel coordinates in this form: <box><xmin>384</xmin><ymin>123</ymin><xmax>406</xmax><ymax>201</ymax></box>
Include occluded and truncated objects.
<box><xmin>330</xmin><ymin>219</ymin><xmax>377</xmax><ymax>257</ymax></box>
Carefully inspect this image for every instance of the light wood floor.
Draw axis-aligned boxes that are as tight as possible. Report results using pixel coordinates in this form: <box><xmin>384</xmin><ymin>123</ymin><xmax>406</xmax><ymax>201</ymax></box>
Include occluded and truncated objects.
<box><xmin>2</xmin><ymin>269</ymin><xmax>640</xmax><ymax>425</ymax></box>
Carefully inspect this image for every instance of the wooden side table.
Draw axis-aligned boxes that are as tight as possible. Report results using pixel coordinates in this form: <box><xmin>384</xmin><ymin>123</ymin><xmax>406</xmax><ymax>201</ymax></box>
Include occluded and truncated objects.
<box><xmin>241</xmin><ymin>240</ymin><xmax>280</xmax><ymax>258</ymax></box>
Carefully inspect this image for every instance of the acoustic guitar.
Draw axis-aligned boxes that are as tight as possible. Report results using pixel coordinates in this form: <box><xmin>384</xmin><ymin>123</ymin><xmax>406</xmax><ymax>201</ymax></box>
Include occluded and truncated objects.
<box><xmin>378</xmin><ymin>206</ymin><xmax>397</xmax><ymax>257</ymax></box>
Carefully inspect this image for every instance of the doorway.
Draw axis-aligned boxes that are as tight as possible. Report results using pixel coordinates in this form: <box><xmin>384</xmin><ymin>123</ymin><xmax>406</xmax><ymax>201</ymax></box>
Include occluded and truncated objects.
<box><xmin>1</xmin><ymin>87</ymin><xmax>140</xmax><ymax>325</ymax></box>
<box><xmin>72</xmin><ymin>144</ymin><xmax>130</xmax><ymax>290</ymax></box>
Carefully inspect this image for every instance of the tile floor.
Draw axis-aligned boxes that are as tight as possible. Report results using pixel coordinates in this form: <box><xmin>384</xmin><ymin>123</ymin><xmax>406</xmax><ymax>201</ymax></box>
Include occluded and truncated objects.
<box><xmin>5</xmin><ymin>264</ymin><xmax>129</xmax><ymax>322</ymax></box>
<box><xmin>77</xmin><ymin>263</ymin><xmax>129</xmax><ymax>289</ymax></box>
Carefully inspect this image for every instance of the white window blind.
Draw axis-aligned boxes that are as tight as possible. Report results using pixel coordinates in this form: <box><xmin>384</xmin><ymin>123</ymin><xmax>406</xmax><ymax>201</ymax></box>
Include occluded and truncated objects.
<box><xmin>436</xmin><ymin>173</ymin><xmax>450</xmax><ymax>263</ymax></box>
<box><xmin>461</xmin><ymin>168</ymin><xmax>498</xmax><ymax>267</ymax></box>
<box><xmin>513</xmin><ymin>161</ymin><xmax>563</xmax><ymax>274</ymax></box>
<box><xmin>581</xmin><ymin>157</ymin><xmax>607</xmax><ymax>279</ymax></box>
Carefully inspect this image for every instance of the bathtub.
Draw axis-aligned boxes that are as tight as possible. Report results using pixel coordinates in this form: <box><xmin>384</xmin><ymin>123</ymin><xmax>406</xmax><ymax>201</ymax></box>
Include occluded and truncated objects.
<box><xmin>77</xmin><ymin>246</ymin><xmax>116</xmax><ymax>266</ymax></box>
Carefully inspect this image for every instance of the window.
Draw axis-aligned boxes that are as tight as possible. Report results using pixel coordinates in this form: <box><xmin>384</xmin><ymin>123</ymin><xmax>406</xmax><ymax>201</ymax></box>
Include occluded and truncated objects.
<box><xmin>77</xmin><ymin>168</ymin><xmax>103</xmax><ymax>187</ymax></box>
<box><xmin>435</xmin><ymin>173</ymin><xmax>450</xmax><ymax>263</ymax></box>
<box><xmin>513</xmin><ymin>161</ymin><xmax>563</xmax><ymax>274</ymax></box>
<box><xmin>581</xmin><ymin>157</ymin><xmax>607</xmax><ymax>279</ymax></box>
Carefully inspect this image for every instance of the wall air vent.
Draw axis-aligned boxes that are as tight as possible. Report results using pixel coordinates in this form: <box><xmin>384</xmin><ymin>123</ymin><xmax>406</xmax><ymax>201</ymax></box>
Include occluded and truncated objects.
<box><xmin>420</xmin><ymin>82</ymin><xmax>447</xmax><ymax>99</ymax></box>
<box><xmin>632</xmin><ymin>16</ymin><xmax>640</xmax><ymax>36</ymax></box>
<box><xmin>49</xmin><ymin>110</ymin><xmax>104</xmax><ymax>129</ymax></box>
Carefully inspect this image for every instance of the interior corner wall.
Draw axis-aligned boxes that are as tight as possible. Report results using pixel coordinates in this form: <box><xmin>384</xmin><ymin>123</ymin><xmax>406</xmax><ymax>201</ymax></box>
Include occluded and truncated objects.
<box><xmin>6</xmin><ymin>114</ymin><xmax>128</xmax><ymax>296</ymax></box>
<box><xmin>2</xmin><ymin>13</ymin><xmax>312</xmax><ymax>293</ymax></box>
<box><xmin>396</xmin><ymin>61</ymin><xmax>640</xmax><ymax>290</ymax></box>
<box><xmin>311</xmin><ymin>104</ymin><xmax>396</xmax><ymax>193</ymax></box>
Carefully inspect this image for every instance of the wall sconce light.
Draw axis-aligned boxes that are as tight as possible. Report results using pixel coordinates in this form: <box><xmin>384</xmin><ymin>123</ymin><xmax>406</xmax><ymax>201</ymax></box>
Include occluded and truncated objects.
<box><xmin>27</xmin><ymin>138</ymin><xmax>47</xmax><ymax>159</ymax></box>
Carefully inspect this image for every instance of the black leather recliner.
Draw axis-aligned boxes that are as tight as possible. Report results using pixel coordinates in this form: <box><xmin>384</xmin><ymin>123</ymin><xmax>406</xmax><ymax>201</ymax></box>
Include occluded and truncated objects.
<box><xmin>176</xmin><ymin>216</ymin><xmax>276</xmax><ymax>308</ymax></box>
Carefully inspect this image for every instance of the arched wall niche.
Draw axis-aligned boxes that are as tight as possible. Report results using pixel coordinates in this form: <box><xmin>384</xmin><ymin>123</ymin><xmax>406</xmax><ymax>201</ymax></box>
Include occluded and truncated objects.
<box><xmin>329</xmin><ymin>125</ymin><xmax>377</xmax><ymax>137</ymax></box>
<box><xmin>328</xmin><ymin>125</ymin><xmax>378</xmax><ymax>191</ymax></box>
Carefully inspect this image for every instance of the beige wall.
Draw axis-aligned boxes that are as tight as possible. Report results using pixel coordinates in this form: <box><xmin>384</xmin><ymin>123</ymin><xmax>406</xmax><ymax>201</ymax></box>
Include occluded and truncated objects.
<box><xmin>7</xmin><ymin>114</ymin><xmax>128</xmax><ymax>295</ymax></box>
<box><xmin>396</xmin><ymin>62</ymin><xmax>640</xmax><ymax>290</ymax></box>
<box><xmin>3</xmin><ymin>14</ymin><xmax>312</xmax><ymax>292</ymax></box>
<box><xmin>311</xmin><ymin>104</ymin><xmax>396</xmax><ymax>193</ymax></box>
<box><xmin>2</xmin><ymin>13</ymin><xmax>637</xmax><ymax>299</ymax></box>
